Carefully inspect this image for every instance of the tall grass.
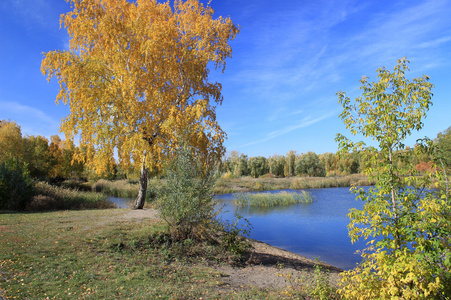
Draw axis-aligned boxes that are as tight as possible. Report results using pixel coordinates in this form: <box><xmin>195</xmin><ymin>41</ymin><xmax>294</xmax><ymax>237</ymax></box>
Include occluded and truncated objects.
<box><xmin>92</xmin><ymin>179</ymin><xmax>138</xmax><ymax>198</ymax></box>
<box><xmin>91</xmin><ymin>179</ymin><xmax>157</xmax><ymax>200</ymax></box>
<box><xmin>234</xmin><ymin>191</ymin><xmax>315</xmax><ymax>207</ymax></box>
<box><xmin>27</xmin><ymin>182</ymin><xmax>115</xmax><ymax>211</ymax></box>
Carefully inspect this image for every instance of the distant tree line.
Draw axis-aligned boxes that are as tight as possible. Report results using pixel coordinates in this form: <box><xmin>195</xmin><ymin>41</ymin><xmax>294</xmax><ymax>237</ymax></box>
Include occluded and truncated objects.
<box><xmin>1</xmin><ymin>120</ymin><xmax>450</xmax><ymax>181</ymax></box>
<box><xmin>223</xmin><ymin>127</ymin><xmax>451</xmax><ymax>178</ymax></box>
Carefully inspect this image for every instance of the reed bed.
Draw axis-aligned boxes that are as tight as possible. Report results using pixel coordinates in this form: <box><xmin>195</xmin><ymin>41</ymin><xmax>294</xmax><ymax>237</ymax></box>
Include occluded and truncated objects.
<box><xmin>59</xmin><ymin>179</ymin><xmax>93</xmax><ymax>192</ymax></box>
<box><xmin>92</xmin><ymin>179</ymin><xmax>138</xmax><ymax>198</ymax></box>
<box><xmin>91</xmin><ymin>179</ymin><xmax>158</xmax><ymax>201</ymax></box>
<box><xmin>234</xmin><ymin>191</ymin><xmax>315</xmax><ymax>207</ymax></box>
<box><xmin>27</xmin><ymin>182</ymin><xmax>115</xmax><ymax>211</ymax></box>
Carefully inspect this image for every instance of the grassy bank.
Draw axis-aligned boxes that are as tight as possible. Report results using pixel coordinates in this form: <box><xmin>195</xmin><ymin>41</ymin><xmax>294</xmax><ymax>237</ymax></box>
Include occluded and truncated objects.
<box><xmin>0</xmin><ymin>209</ymin><xmax>326</xmax><ymax>299</ymax></box>
<box><xmin>214</xmin><ymin>174</ymin><xmax>373</xmax><ymax>194</ymax></box>
<box><xmin>64</xmin><ymin>179</ymin><xmax>158</xmax><ymax>201</ymax></box>
<box><xmin>56</xmin><ymin>175</ymin><xmax>371</xmax><ymax>201</ymax></box>
<box><xmin>235</xmin><ymin>191</ymin><xmax>315</xmax><ymax>207</ymax></box>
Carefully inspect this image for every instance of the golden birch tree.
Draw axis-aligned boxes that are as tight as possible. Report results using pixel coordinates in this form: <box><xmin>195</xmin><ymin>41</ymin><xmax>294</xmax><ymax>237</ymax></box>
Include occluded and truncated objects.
<box><xmin>41</xmin><ymin>0</ymin><xmax>239</xmax><ymax>208</ymax></box>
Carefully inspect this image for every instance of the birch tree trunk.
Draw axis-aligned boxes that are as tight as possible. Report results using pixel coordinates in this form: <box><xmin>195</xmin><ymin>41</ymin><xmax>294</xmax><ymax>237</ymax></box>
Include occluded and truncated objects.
<box><xmin>132</xmin><ymin>150</ymin><xmax>147</xmax><ymax>209</ymax></box>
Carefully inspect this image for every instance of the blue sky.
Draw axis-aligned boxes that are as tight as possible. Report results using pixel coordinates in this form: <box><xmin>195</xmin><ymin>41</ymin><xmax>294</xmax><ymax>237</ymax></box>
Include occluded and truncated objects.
<box><xmin>1</xmin><ymin>0</ymin><xmax>450</xmax><ymax>158</ymax></box>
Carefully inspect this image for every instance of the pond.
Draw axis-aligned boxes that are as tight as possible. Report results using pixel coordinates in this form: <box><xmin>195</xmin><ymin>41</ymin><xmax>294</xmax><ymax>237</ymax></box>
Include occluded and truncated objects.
<box><xmin>107</xmin><ymin>196</ymin><xmax>134</xmax><ymax>209</ymax></box>
<box><xmin>214</xmin><ymin>187</ymin><xmax>368</xmax><ymax>270</ymax></box>
<box><xmin>107</xmin><ymin>187</ymin><xmax>368</xmax><ymax>270</ymax></box>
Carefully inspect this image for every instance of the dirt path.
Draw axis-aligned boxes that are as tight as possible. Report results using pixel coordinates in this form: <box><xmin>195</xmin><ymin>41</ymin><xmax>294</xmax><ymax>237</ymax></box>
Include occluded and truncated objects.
<box><xmin>116</xmin><ymin>208</ymin><xmax>342</xmax><ymax>290</ymax></box>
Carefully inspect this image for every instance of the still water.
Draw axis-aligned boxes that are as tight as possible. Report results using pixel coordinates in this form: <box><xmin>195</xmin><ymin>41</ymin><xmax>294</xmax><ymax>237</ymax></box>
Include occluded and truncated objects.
<box><xmin>107</xmin><ymin>196</ymin><xmax>134</xmax><ymax>208</ymax></box>
<box><xmin>108</xmin><ymin>187</ymin><xmax>368</xmax><ymax>270</ymax></box>
<box><xmin>215</xmin><ymin>187</ymin><xmax>368</xmax><ymax>270</ymax></box>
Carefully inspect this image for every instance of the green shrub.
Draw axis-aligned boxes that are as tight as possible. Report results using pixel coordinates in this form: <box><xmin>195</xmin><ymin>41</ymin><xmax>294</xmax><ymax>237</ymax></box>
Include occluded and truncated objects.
<box><xmin>0</xmin><ymin>159</ymin><xmax>34</xmax><ymax>210</ymax></box>
<box><xmin>157</xmin><ymin>146</ymin><xmax>217</xmax><ymax>241</ymax></box>
<box><xmin>220</xmin><ymin>213</ymin><xmax>252</xmax><ymax>256</ymax></box>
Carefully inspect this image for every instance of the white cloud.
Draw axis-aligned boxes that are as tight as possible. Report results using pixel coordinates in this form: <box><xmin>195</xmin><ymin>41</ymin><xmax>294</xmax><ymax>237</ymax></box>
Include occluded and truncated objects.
<box><xmin>239</xmin><ymin>110</ymin><xmax>336</xmax><ymax>149</ymax></box>
<box><xmin>0</xmin><ymin>100</ymin><xmax>61</xmax><ymax>138</ymax></box>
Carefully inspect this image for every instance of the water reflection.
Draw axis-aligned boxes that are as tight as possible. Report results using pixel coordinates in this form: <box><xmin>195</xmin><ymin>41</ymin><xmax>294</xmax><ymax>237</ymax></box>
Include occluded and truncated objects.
<box><xmin>215</xmin><ymin>187</ymin><xmax>368</xmax><ymax>270</ymax></box>
<box><xmin>107</xmin><ymin>196</ymin><xmax>134</xmax><ymax>208</ymax></box>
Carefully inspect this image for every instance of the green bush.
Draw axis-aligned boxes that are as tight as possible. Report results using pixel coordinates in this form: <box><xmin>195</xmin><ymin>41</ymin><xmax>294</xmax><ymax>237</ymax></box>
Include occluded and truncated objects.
<box><xmin>157</xmin><ymin>146</ymin><xmax>217</xmax><ymax>241</ymax></box>
<box><xmin>220</xmin><ymin>213</ymin><xmax>252</xmax><ymax>256</ymax></box>
<box><xmin>0</xmin><ymin>159</ymin><xmax>35</xmax><ymax>210</ymax></box>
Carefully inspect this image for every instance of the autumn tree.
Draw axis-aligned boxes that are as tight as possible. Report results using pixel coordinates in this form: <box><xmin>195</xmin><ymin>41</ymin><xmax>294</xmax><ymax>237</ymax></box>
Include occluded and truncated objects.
<box><xmin>0</xmin><ymin>120</ymin><xmax>24</xmax><ymax>164</ymax></box>
<box><xmin>436</xmin><ymin>126</ymin><xmax>451</xmax><ymax>169</ymax></box>
<box><xmin>22</xmin><ymin>135</ymin><xmax>51</xmax><ymax>179</ymax></box>
<box><xmin>336</xmin><ymin>58</ymin><xmax>450</xmax><ymax>298</ymax></box>
<box><xmin>0</xmin><ymin>121</ymin><xmax>34</xmax><ymax>210</ymax></box>
<box><xmin>295</xmin><ymin>152</ymin><xmax>325</xmax><ymax>177</ymax></box>
<box><xmin>42</xmin><ymin>0</ymin><xmax>239</xmax><ymax>209</ymax></box>
<box><xmin>268</xmin><ymin>154</ymin><xmax>285</xmax><ymax>177</ymax></box>
<box><xmin>318</xmin><ymin>152</ymin><xmax>336</xmax><ymax>176</ymax></box>
<box><xmin>61</xmin><ymin>139</ymin><xmax>85</xmax><ymax>179</ymax></box>
<box><xmin>285</xmin><ymin>149</ymin><xmax>296</xmax><ymax>177</ymax></box>
<box><xmin>248</xmin><ymin>156</ymin><xmax>268</xmax><ymax>178</ymax></box>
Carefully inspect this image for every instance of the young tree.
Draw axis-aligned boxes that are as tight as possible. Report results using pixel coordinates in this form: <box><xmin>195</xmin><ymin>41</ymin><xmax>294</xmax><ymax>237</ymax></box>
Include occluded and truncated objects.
<box><xmin>336</xmin><ymin>58</ymin><xmax>450</xmax><ymax>298</ymax></box>
<box><xmin>42</xmin><ymin>0</ymin><xmax>239</xmax><ymax>209</ymax></box>
<box><xmin>157</xmin><ymin>144</ymin><xmax>216</xmax><ymax>240</ymax></box>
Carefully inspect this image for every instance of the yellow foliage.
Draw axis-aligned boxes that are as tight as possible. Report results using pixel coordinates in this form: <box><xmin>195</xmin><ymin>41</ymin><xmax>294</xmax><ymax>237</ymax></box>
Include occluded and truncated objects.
<box><xmin>0</xmin><ymin>120</ymin><xmax>24</xmax><ymax>164</ymax></box>
<box><xmin>41</xmin><ymin>0</ymin><xmax>239</xmax><ymax>174</ymax></box>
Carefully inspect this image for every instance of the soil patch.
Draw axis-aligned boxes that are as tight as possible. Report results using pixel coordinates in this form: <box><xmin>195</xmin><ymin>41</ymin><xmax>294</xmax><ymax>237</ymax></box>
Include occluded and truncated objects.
<box><xmin>119</xmin><ymin>208</ymin><xmax>160</xmax><ymax>221</ymax></box>
<box><xmin>214</xmin><ymin>239</ymin><xmax>342</xmax><ymax>290</ymax></box>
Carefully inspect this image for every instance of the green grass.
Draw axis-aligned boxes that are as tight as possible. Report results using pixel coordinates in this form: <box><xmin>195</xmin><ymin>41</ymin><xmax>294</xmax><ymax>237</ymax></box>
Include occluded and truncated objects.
<box><xmin>0</xmin><ymin>210</ymin><xmax>275</xmax><ymax>299</ymax></box>
<box><xmin>234</xmin><ymin>191</ymin><xmax>315</xmax><ymax>207</ymax></box>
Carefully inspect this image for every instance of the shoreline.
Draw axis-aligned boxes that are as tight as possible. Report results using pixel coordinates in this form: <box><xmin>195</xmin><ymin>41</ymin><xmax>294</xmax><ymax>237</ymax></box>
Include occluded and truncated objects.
<box><xmin>120</xmin><ymin>208</ymin><xmax>344</xmax><ymax>289</ymax></box>
<box><xmin>214</xmin><ymin>237</ymin><xmax>343</xmax><ymax>290</ymax></box>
